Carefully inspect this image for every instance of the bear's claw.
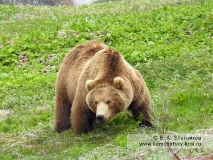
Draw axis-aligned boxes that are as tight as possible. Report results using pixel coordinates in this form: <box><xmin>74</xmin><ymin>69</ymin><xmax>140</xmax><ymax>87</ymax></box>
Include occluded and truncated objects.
<box><xmin>139</xmin><ymin>120</ymin><xmax>154</xmax><ymax>129</ymax></box>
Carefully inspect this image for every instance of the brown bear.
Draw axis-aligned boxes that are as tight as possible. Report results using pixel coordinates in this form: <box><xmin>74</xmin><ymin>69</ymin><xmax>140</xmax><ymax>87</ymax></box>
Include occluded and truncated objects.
<box><xmin>55</xmin><ymin>41</ymin><xmax>153</xmax><ymax>134</ymax></box>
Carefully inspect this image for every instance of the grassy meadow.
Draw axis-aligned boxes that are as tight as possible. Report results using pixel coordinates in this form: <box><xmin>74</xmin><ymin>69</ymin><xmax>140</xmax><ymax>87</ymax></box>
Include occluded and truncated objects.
<box><xmin>0</xmin><ymin>0</ymin><xmax>213</xmax><ymax>159</ymax></box>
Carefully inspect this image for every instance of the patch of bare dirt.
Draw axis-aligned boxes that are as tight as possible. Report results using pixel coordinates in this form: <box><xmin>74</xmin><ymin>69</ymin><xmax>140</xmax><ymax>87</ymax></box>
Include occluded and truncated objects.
<box><xmin>0</xmin><ymin>110</ymin><xmax>12</xmax><ymax>121</ymax></box>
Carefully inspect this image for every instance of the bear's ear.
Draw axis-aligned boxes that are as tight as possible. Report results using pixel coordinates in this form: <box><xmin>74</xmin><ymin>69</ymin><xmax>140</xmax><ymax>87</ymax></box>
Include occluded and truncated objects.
<box><xmin>113</xmin><ymin>77</ymin><xmax>124</xmax><ymax>90</ymax></box>
<box><xmin>85</xmin><ymin>80</ymin><xmax>95</xmax><ymax>92</ymax></box>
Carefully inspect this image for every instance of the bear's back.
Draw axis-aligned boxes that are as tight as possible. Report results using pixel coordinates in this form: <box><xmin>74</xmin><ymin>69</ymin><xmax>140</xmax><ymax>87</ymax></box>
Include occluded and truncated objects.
<box><xmin>63</xmin><ymin>41</ymin><xmax>107</xmax><ymax>69</ymax></box>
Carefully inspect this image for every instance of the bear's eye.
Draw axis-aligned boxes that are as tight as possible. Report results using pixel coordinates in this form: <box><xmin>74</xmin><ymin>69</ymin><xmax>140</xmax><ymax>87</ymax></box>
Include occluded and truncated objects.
<box><xmin>106</xmin><ymin>100</ymin><xmax>111</xmax><ymax>104</ymax></box>
<box><xmin>95</xmin><ymin>101</ymin><xmax>98</xmax><ymax>105</ymax></box>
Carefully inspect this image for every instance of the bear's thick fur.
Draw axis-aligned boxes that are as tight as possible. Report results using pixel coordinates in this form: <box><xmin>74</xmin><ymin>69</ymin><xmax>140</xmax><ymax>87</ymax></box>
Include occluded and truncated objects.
<box><xmin>55</xmin><ymin>41</ymin><xmax>153</xmax><ymax>134</ymax></box>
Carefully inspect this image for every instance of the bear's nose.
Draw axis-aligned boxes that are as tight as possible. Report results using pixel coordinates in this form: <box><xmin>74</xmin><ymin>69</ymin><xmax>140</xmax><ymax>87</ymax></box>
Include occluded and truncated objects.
<box><xmin>96</xmin><ymin>115</ymin><xmax>104</xmax><ymax>123</ymax></box>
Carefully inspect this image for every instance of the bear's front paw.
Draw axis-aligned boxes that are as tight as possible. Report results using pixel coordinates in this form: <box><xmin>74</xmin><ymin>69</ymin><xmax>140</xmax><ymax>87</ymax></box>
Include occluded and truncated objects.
<box><xmin>139</xmin><ymin>120</ymin><xmax>154</xmax><ymax>129</ymax></box>
<box><xmin>56</xmin><ymin>122</ymin><xmax>71</xmax><ymax>133</ymax></box>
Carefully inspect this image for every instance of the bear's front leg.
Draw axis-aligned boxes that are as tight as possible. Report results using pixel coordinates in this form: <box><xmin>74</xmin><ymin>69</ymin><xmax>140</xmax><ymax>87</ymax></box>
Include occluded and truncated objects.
<box><xmin>71</xmin><ymin>103</ymin><xmax>96</xmax><ymax>134</ymax></box>
<box><xmin>128</xmin><ymin>101</ymin><xmax>140</xmax><ymax>121</ymax></box>
<box><xmin>55</xmin><ymin>98</ymin><xmax>71</xmax><ymax>133</ymax></box>
<box><xmin>129</xmin><ymin>99</ymin><xmax>154</xmax><ymax>128</ymax></box>
<box><xmin>139</xmin><ymin>99</ymin><xmax>154</xmax><ymax>128</ymax></box>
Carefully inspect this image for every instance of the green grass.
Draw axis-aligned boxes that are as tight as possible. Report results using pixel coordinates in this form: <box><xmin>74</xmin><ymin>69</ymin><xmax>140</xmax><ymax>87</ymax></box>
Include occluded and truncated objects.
<box><xmin>0</xmin><ymin>0</ymin><xmax>213</xmax><ymax>159</ymax></box>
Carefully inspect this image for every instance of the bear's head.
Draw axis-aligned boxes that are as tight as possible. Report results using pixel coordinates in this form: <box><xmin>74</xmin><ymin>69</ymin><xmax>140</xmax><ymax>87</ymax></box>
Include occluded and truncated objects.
<box><xmin>85</xmin><ymin>77</ymin><xmax>130</xmax><ymax>123</ymax></box>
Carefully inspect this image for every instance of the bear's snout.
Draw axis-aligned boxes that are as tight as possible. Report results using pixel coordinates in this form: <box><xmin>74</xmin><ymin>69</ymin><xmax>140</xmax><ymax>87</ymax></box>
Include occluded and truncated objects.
<box><xmin>96</xmin><ymin>114</ymin><xmax>105</xmax><ymax>123</ymax></box>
